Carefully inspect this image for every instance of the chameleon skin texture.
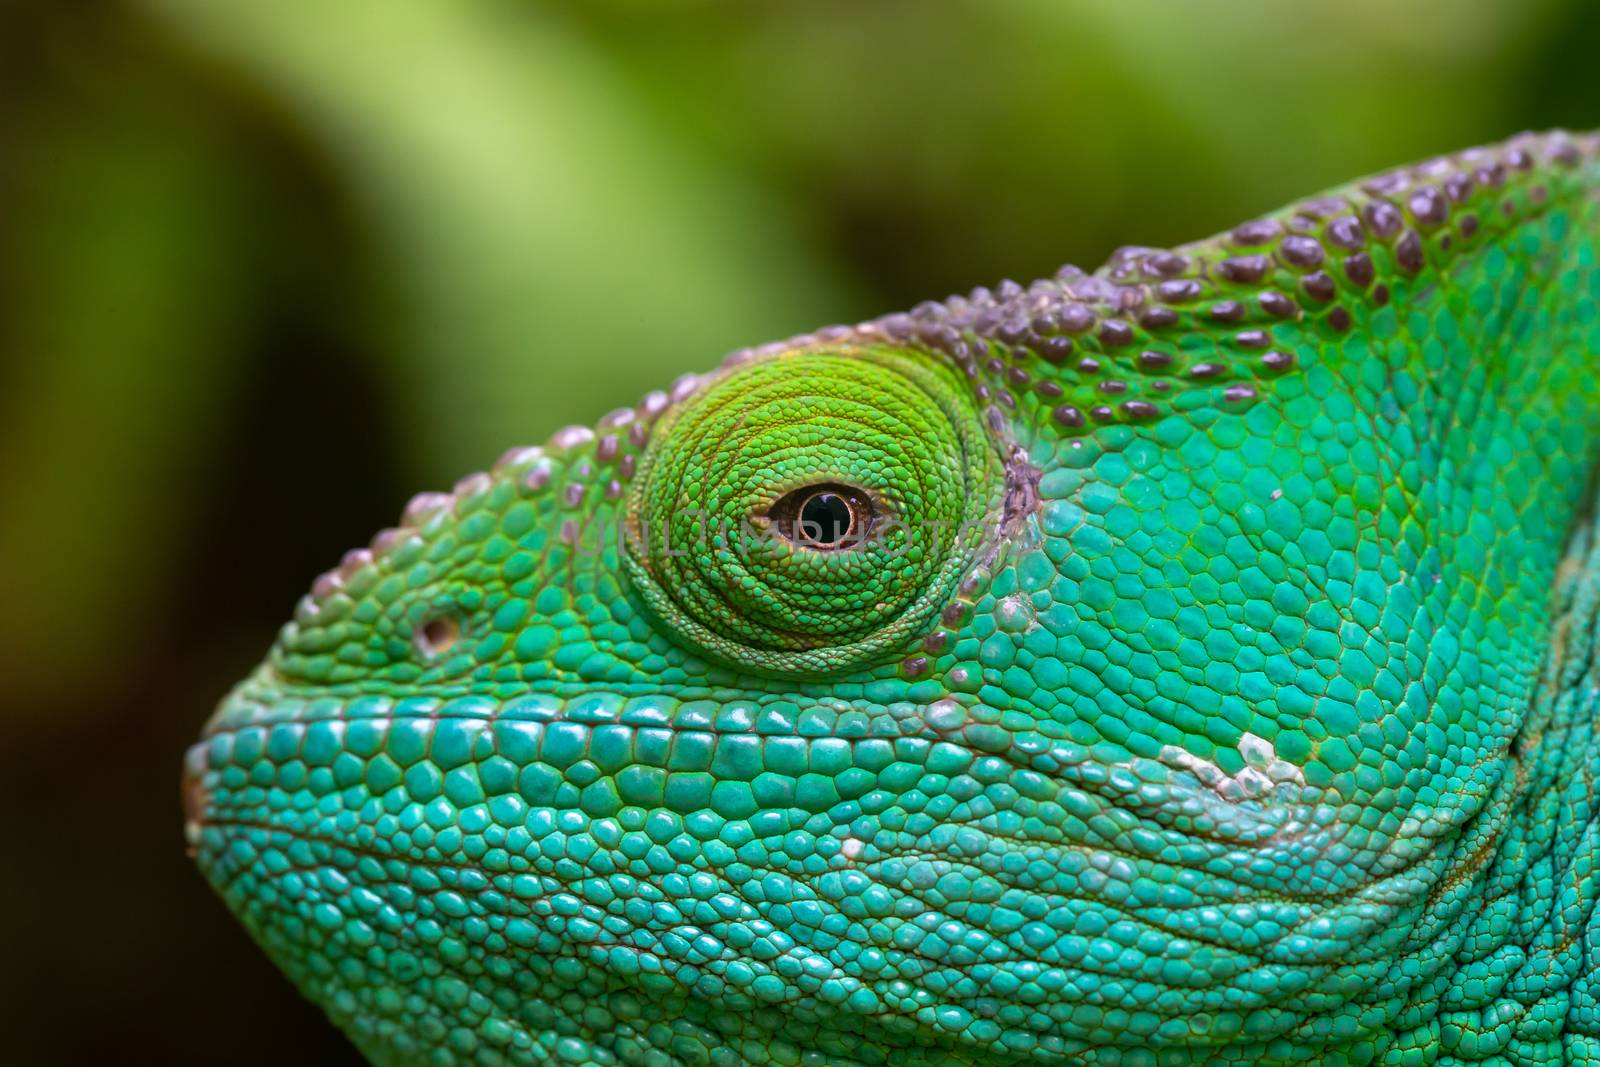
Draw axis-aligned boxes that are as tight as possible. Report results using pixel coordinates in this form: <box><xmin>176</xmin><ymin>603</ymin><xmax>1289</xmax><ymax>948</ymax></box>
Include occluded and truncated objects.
<box><xmin>186</xmin><ymin>131</ymin><xmax>1600</xmax><ymax>1065</ymax></box>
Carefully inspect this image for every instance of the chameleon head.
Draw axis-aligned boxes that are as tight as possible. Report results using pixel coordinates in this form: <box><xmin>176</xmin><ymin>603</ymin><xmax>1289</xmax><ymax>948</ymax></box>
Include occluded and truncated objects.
<box><xmin>187</xmin><ymin>132</ymin><xmax>1600</xmax><ymax>1065</ymax></box>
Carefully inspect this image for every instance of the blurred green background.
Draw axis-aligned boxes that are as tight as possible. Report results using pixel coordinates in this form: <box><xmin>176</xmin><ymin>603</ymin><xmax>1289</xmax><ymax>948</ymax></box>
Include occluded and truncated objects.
<box><xmin>1</xmin><ymin>0</ymin><xmax>1596</xmax><ymax>1062</ymax></box>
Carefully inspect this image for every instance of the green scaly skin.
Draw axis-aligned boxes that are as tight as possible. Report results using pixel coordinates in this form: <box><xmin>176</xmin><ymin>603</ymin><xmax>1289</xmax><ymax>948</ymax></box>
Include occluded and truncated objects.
<box><xmin>186</xmin><ymin>130</ymin><xmax>1600</xmax><ymax>1065</ymax></box>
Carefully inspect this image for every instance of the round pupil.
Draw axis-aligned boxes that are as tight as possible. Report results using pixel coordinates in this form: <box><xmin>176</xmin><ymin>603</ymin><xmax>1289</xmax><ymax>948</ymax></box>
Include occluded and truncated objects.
<box><xmin>799</xmin><ymin>492</ymin><xmax>853</xmax><ymax>545</ymax></box>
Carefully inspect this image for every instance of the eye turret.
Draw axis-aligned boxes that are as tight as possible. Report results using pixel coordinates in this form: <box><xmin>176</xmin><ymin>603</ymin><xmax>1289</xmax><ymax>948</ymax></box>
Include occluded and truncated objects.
<box><xmin>623</xmin><ymin>346</ymin><xmax>1005</xmax><ymax>677</ymax></box>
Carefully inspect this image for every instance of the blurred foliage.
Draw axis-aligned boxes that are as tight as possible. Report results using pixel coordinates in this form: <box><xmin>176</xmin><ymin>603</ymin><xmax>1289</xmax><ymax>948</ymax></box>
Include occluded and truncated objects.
<box><xmin>1</xmin><ymin>2</ymin><xmax>1597</xmax><ymax>1064</ymax></box>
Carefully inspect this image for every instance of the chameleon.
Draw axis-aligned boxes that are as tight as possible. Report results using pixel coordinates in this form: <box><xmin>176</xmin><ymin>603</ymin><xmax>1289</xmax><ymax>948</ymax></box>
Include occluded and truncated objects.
<box><xmin>185</xmin><ymin>129</ymin><xmax>1600</xmax><ymax>1066</ymax></box>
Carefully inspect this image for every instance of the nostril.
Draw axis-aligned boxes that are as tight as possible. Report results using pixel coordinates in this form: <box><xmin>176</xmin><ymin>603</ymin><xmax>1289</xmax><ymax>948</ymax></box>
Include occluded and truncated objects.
<box><xmin>416</xmin><ymin>616</ymin><xmax>461</xmax><ymax>659</ymax></box>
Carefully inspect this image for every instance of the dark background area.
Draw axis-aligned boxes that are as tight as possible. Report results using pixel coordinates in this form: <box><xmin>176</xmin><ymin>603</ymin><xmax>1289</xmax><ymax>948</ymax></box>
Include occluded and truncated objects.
<box><xmin>2</xmin><ymin>1</ymin><xmax>1598</xmax><ymax>1062</ymax></box>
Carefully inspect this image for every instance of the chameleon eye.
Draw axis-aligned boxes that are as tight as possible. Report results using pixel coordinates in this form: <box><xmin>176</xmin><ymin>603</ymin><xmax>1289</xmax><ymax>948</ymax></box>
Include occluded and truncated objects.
<box><xmin>414</xmin><ymin>615</ymin><xmax>460</xmax><ymax>659</ymax></box>
<box><xmin>770</xmin><ymin>483</ymin><xmax>875</xmax><ymax>550</ymax></box>
<box><xmin>624</xmin><ymin>347</ymin><xmax>1005</xmax><ymax>677</ymax></box>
